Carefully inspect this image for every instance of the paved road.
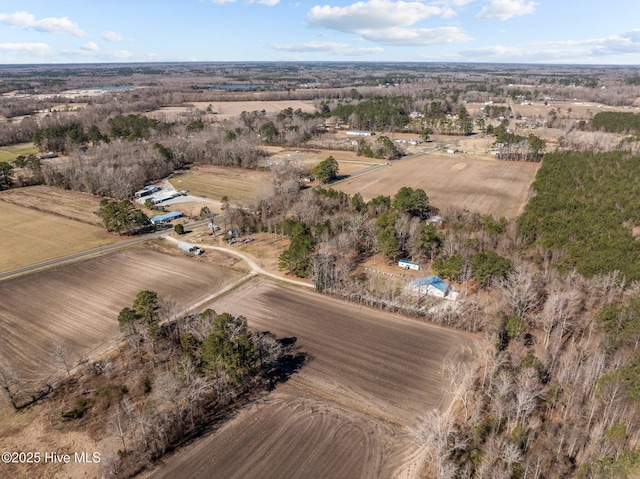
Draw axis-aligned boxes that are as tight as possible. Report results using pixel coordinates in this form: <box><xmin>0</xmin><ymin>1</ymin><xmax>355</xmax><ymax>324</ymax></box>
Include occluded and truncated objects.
<box><xmin>0</xmin><ymin>219</ymin><xmax>208</xmax><ymax>281</ymax></box>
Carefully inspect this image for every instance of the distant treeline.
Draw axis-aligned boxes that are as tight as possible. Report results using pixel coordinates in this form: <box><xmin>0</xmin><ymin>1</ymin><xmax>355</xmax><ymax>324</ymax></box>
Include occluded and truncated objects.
<box><xmin>518</xmin><ymin>150</ymin><xmax>640</xmax><ymax>280</ymax></box>
<box><xmin>591</xmin><ymin>111</ymin><xmax>640</xmax><ymax>133</ymax></box>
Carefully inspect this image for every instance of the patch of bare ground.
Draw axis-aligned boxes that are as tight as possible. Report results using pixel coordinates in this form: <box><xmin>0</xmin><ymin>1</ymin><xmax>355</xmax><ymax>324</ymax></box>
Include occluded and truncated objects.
<box><xmin>0</xmin><ymin>379</ymin><xmax>118</xmax><ymax>479</ymax></box>
<box><xmin>336</xmin><ymin>151</ymin><xmax>540</xmax><ymax>219</ymax></box>
<box><xmin>0</xmin><ymin>247</ymin><xmax>243</xmax><ymax>384</ymax></box>
<box><xmin>183</xmin><ymin>229</ymin><xmax>290</xmax><ymax>275</ymax></box>
<box><xmin>145</xmin><ymin>279</ymin><xmax>476</xmax><ymax>479</ymax></box>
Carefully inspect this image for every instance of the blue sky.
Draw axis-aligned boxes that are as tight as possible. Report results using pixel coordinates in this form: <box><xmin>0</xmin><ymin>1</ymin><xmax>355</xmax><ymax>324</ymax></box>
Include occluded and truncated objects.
<box><xmin>0</xmin><ymin>1</ymin><xmax>639</xmax><ymax>64</ymax></box>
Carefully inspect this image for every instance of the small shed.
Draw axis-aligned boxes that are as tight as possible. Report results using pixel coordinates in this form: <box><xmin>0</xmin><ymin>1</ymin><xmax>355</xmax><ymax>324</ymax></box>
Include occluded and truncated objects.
<box><xmin>150</xmin><ymin>211</ymin><xmax>183</xmax><ymax>225</ymax></box>
<box><xmin>410</xmin><ymin>276</ymin><xmax>450</xmax><ymax>298</ymax></box>
<box><xmin>398</xmin><ymin>259</ymin><xmax>420</xmax><ymax>270</ymax></box>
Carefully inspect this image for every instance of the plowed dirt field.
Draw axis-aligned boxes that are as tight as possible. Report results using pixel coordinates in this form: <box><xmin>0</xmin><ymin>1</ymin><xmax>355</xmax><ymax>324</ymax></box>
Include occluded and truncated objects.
<box><xmin>0</xmin><ymin>248</ymin><xmax>242</xmax><ymax>383</ymax></box>
<box><xmin>145</xmin><ymin>280</ymin><xmax>475</xmax><ymax>479</ymax></box>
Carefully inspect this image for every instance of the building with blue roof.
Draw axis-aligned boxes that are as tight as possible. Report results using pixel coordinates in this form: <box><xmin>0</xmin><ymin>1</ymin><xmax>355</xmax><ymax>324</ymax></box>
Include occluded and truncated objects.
<box><xmin>410</xmin><ymin>276</ymin><xmax>450</xmax><ymax>298</ymax></box>
<box><xmin>150</xmin><ymin>211</ymin><xmax>183</xmax><ymax>225</ymax></box>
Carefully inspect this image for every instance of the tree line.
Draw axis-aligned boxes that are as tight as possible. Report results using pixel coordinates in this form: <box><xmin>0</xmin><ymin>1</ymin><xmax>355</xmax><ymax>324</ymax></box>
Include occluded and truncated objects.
<box><xmin>519</xmin><ymin>150</ymin><xmax>640</xmax><ymax>281</ymax></box>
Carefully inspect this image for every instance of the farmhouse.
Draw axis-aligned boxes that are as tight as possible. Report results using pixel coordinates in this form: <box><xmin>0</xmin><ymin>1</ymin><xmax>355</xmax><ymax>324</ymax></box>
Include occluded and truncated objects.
<box><xmin>398</xmin><ymin>259</ymin><xmax>420</xmax><ymax>270</ymax></box>
<box><xmin>150</xmin><ymin>211</ymin><xmax>183</xmax><ymax>225</ymax></box>
<box><xmin>410</xmin><ymin>276</ymin><xmax>451</xmax><ymax>298</ymax></box>
<box><xmin>346</xmin><ymin>130</ymin><xmax>374</xmax><ymax>136</ymax></box>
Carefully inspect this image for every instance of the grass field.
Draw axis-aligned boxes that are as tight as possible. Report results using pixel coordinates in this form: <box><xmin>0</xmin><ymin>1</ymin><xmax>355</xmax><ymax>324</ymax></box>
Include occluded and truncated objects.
<box><xmin>0</xmin><ymin>143</ymin><xmax>37</xmax><ymax>162</ymax></box>
<box><xmin>170</xmin><ymin>165</ymin><xmax>272</xmax><ymax>203</ymax></box>
<box><xmin>0</xmin><ymin>201</ymin><xmax>116</xmax><ymax>273</ymax></box>
<box><xmin>0</xmin><ymin>185</ymin><xmax>105</xmax><ymax>225</ymax></box>
<box><xmin>336</xmin><ymin>152</ymin><xmax>540</xmax><ymax>218</ymax></box>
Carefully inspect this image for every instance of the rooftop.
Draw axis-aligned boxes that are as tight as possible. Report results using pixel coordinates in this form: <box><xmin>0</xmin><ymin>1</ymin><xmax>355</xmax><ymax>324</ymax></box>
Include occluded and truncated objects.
<box><xmin>411</xmin><ymin>276</ymin><xmax>449</xmax><ymax>293</ymax></box>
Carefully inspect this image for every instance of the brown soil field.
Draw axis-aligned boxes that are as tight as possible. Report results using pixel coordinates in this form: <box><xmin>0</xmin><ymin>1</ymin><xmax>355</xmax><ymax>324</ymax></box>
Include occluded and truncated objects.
<box><xmin>169</xmin><ymin>165</ymin><xmax>272</xmax><ymax>203</ymax></box>
<box><xmin>0</xmin><ymin>200</ymin><xmax>116</xmax><ymax>273</ymax></box>
<box><xmin>147</xmin><ymin>100</ymin><xmax>316</xmax><ymax>122</ymax></box>
<box><xmin>335</xmin><ymin>152</ymin><xmax>540</xmax><ymax>219</ymax></box>
<box><xmin>0</xmin><ymin>247</ymin><xmax>243</xmax><ymax>383</ymax></box>
<box><xmin>145</xmin><ymin>280</ymin><xmax>475</xmax><ymax>479</ymax></box>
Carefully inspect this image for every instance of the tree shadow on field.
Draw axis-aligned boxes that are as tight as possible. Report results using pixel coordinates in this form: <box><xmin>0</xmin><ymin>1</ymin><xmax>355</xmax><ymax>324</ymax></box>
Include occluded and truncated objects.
<box><xmin>264</xmin><ymin>334</ymin><xmax>308</xmax><ymax>390</ymax></box>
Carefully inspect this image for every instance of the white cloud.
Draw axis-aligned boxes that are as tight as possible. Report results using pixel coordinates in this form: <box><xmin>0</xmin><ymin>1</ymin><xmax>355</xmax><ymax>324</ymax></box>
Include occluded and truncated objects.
<box><xmin>343</xmin><ymin>46</ymin><xmax>384</xmax><ymax>55</ymax></box>
<box><xmin>590</xmin><ymin>30</ymin><xmax>640</xmax><ymax>56</ymax></box>
<box><xmin>476</xmin><ymin>0</ymin><xmax>536</xmax><ymax>20</ymax></box>
<box><xmin>270</xmin><ymin>40</ymin><xmax>382</xmax><ymax>56</ymax></box>
<box><xmin>81</xmin><ymin>41</ymin><xmax>99</xmax><ymax>52</ymax></box>
<box><xmin>359</xmin><ymin>26</ymin><xmax>471</xmax><ymax>45</ymax></box>
<box><xmin>63</xmin><ymin>45</ymin><xmax>135</xmax><ymax>61</ymax></box>
<box><xmin>0</xmin><ymin>42</ymin><xmax>51</xmax><ymax>56</ymax></box>
<box><xmin>306</xmin><ymin>0</ymin><xmax>469</xmax><ymax>46</ymax></box>
<box><xmin>527</xmin><ymin>30</ymin><xmax>640</xmax><ymax>58</ymax></box>
<box><xmin>308</xmin><ymin>0</ymin><xmax>455</xmax><ymax>33</ymax></box>
<box><xmin>460</xmin><ymin>45</ymin><xmax>524</xmax><ymax>58</ymax></box>
<box><xmin>205</xmin><ymin>0</ymin><xmax>280</xmax><ymax>5</ymax></box>
<box><xmin>436</xmin><ymin>0</ymin><xmax>475</xmax><ymax>5</ymax></box>
<box><xmin>0</xmin><ymin>11</ymin><xmax>84</xmax><ymax>36</ymax></box>
<box><xmin>459</xmin><ymin>44</ymin><xmax>600</xmax><ymax>63</ymax></box>
<box><xmin>102</xmin><ymin>31</ymin><xmax>124</xmax><ymax>42</ymax></box>
<box><xmin>271</xmin><ymin>41</ymin><xmax>350</xmax><ymax>52</ymax></box>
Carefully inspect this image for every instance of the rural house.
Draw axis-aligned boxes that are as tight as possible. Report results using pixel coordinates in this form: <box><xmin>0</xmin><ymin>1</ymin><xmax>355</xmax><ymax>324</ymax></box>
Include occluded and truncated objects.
<box><xmin>398</xmin><ymin>259</ymin><xmax>420</xmax><ymax>270</ymax></box>
<box><xmin>410</xmin><ymin>276</ymin><xmax>452</xmax><ymax>298</ymax></box>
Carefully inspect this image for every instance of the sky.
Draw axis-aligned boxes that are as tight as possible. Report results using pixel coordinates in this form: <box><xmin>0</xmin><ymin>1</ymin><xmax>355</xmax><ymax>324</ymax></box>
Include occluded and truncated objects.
<box><xmin>0</xmin><ymin>0</ymin><xmax>639</xmax><ymax>65</ymax></box>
